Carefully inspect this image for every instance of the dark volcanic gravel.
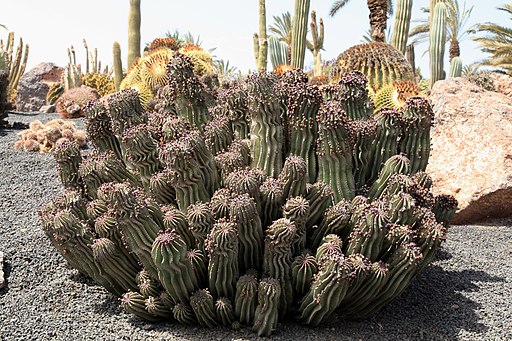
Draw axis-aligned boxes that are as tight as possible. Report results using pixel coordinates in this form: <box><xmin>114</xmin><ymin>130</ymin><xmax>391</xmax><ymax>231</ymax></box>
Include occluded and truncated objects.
<box><xmin>1</xmin><ymin>112</ymin><xmax>511</xmax><ymax>340</ymax></box>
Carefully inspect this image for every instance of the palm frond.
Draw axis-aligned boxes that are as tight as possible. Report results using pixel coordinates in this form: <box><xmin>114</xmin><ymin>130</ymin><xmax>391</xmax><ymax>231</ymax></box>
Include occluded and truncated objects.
<box><xmin>330</xmin><ymin>0</ymin><xmax>351</xmax><ymax>17</ymax></box>
<box><xmin>269</xmin><ymin>12</ymin><xmax>292</xmax><ymax>45</ymax></box>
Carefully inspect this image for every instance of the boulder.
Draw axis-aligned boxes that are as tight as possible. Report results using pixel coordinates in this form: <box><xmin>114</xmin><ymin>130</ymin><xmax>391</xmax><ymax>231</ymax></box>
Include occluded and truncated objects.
<box><xmin>427</xmin><ymin>78</ymin><xmax>512</xmax><ymax>224</ymax></box>
<box><xmin>16</xmin><ymin>62</ymin><xmax>64</xmax><ymax>112</ymax></box>
<box><xmin>490</xmin><ymin>72</ymin><xmax>512</xmax><ymax>97</ymax></box>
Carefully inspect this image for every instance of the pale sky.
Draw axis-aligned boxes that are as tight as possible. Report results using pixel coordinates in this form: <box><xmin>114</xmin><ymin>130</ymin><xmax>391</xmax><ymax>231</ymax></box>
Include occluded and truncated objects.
<box><xmin>1</xmin><ymin>1</ymin><xmax>508</xmax><ymax>77</ymax></box>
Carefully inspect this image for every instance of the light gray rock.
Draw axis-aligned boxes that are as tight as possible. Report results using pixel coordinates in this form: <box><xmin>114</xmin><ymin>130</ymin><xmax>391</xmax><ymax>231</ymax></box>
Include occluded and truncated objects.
<box><xmin>39</xmin><ymin>104</ymin><xmax>56</xmax><ymax>113</ymax></box>
<box><xmin>16</xmin><ymin>62</ymin><xmax>64</xmax><ymax>112</ymax></box>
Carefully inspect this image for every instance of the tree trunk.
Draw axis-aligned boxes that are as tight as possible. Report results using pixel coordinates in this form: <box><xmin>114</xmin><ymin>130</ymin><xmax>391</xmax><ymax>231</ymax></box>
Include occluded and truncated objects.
<box><xmin>367</xmin><ymin>0</ymin><xmax>388</xmax><ymax>42</ymax></box>
<box><xmin>449</xmin><ymin>39</ymin><xmax>460</xmax><ymax>61</ymax></box>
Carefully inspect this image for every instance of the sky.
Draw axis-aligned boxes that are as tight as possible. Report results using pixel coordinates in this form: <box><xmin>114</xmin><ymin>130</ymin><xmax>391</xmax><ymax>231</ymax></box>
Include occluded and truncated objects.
<box><xmin>1</xmin><ymin>0</ymin><xmax>509</xmax><ymax>77</ymax></box>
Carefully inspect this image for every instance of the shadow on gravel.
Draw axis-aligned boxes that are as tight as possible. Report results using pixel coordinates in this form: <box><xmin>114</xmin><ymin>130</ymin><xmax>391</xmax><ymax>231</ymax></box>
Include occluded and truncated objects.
<box><xmin>0</xmin><ymin>259</ymin><xmax>11</xmax><ymax>297</ymax></box>
<box><xmin>373</xmin><ymin>265</ymin><xmax>506</xmax><ymax>339</ymax></box>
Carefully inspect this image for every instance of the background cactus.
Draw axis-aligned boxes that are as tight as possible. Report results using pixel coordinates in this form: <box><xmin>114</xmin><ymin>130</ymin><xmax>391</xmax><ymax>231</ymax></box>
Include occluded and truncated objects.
<box><xmin>127</xmin><ymin>0</ymin><xmax>141</xmax><ymax>68</ymax></box>
<box><xmin>430</xmin><ymin>2</ymin><xmax>448</xmax><ymax>88</ymax></box>
<box><xmin>390</xmin><ymin>0</ymin><xmax>413</xmax><ymax>54</ymax></box>
<box><xmin>290</xmin><ymin>0</ymin><xmax>311</xmax><ymax>69</ymax></box>
<box><xmin>40</xmin><ymin>56</ymin><xmax>456</xmax><ymax>337</ymax></box>
<box><xmin>0</xmin><ymin>31</ymin><xmax>29</xmax><ymax>103</ymax></box>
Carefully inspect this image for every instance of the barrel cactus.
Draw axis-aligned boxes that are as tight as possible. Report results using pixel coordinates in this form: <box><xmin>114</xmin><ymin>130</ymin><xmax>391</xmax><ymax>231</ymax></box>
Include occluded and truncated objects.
<box><xmin>39</xmin><ymin>53</ymin><xmax>456</xmax><ymax>337</ymax></box>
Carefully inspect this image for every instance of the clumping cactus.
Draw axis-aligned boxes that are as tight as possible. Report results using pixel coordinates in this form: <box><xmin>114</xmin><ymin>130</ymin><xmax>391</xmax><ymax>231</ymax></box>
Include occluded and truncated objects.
<box><xmin>40</xmin><ymin>58</ymin><xmax>456</xmax><ymax>337</ymax></box>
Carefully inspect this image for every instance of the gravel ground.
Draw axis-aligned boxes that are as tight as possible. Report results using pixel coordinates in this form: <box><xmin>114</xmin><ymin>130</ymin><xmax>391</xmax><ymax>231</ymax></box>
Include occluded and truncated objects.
<box><xmin>1</xmin><ymin>112</ymin><xmax>511</xmax><ymax>341</ymax></box>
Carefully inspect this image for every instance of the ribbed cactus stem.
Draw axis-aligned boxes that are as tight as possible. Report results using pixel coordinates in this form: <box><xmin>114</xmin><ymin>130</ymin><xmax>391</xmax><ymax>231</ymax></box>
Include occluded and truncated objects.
<box><xmin>290</xmin><ymin>0</ymin><xmax>311</xmax><ymax>69</ymax></box>
<box><xmin>186</xmin><ymin>249</ymin><xmax>208</xmax><ymax>287</ymax></box>
<box><xmin>449</xmin><ymin>56</ymin><xmax>462</xmax><ymax>78</ymax></box>
<box><xmin>145</xmin><ymin>296</ymin><xmax>173</xmax><ymax>318</ymax></box>
<box><xmin>390</xmin><ymin>0</ymin><xmax>413</xmax><ymax>54</ymax></box>
<box><xmin>432</xmin><ymin>194</ymin><xmax>458</xmax><ymax>227</ymax></box>
<box><xmin>346</xmin><ymin>205</ymin><xmax>388</xmax><ymax>262</ymax></box>
<box><xmin>368</xmin><ymin>154</ymin><xmax>411</xmax><ymax>199</ymax></box>
<box><xmin>338</xmin><ymin>70</ymin><xmax>374</xmax><ymax>121</ymax></box>
<box><xmin>52</xmin><ymin>139</ymin><xmax>83</xmax><ymax>193</ymax></box>
<box><xmin>308</xmin><ymin>11</ymin><xmax>324</xmax><ymax>76</ymax></box>
<box><xmin>84</xmin><ymin>101</ymin><xmax>123</xmax><ymax>159</ymax></box>
<box><xmin>173</xmin><ymin>303</ymin><xmax>197</xmax><ymax>325</ymax></box>
<box><xmin>190</xmin><ymin>289</ymin><xmax>219</xmax><ymax>328</ymax></box>
<box><xmin>316</xmin><ymin>101</ymin><xmax>356</xmax><ymax>202</ymax></box>
<box><xmin>247</xmin><ymin>72</ymin><xmax>283</xmax><ymax>177</ymax></box>
<box><xmin>151</xmin><ymin>230</ymin><xmax>200</xmax><ymax>304</ymax></box>
<box><xmin>304</xmin><ymin>182</ymin><xmax>333</xmax><ymax>230</ymax></box>
<box><xmin>206</xmin><ymin>219</ymin><xmax>239</xmax><ymax>299</ymax></box>
<box><xmin>310</xmin><ymin>199</ymin><xmax>352</xmax><ymax>250</ymax></box>
<box><xmin>278</xmin><ymin>155</ymin><xmax>308</xmax><ymax>199</ymax></box>
<box><xmin>187</xmin><ymin>202</ymin><xmax>215</xmax><ymax>251</ymax></box>
<box><xmin>352</xmin><ymin>119</ymin><xmax>377</xmax><ymax>190</ymax></box>
<box><xmin>149</xmin><ymin>171</ymin><xmax>176</xmax><ymax>205</ymax></box>
<box><xmin>263</xmin><ymin>218</ymin><xmax>296</xmax><ymax>315</ymax></box>
<box><xmin>283</xmin><ymin>196</ymin><xmax>310</xmax><ymax>256</ymax></box>
<box><xmin>252</xmin><ymin>278</ymin><xmax>281</xmax><ymax>337</ymax></box>
<box><xmin>291</xmin><ymin>251</ymin><xmax>318</xmax><ymax>297</ymax></box>
<box><xmin>429</xmin><ymin>2</ymin><xmax>447</xmax><ymax>88</ymax></box>
<box><xmin>299</xmin><ymin>253</ymin><xmax>354</xmax><ymax>326</ymax></box>
<box><xmin>113</xmin><ymin>41</ymin><xmax>123</xmax><ymax>91</ymax></box>
<box><xmin>161</xmin><ymin>205</ymin><xmax>195</xmax><ymax>249</ymax></box>
<box><xmin>215</xmin><ymin>298</ymin><xmax>236</xmax><ymax>326</ymax></box>
<box><xmin>136</xmin><ymin>269</ymin><xmax>161</xmax><ymax>298</ymax></box>
<box><xmin>259</xmin><ymin>177</ymin><xmax>284</xmax><ymax>227</ymax></box>
<box><xmin>127</xmin><ymin>0</ymin><xmax>141</xmax><ymax>68</ymax></box>
<box><xmin>254</xmin><ymin>0</ymin><xmax>268</xmax><ymax>71</ymax></box>
<box><xmin>234</xmin><ymin>272</ymin><xmax>259</xmax><ymax>325</ymax></box>
<box><xmin>399</xmin><ymin>97</ymin><xmax>434</xmax><ymax>173</ymax></box>
<box><xmin>229</xmin><ymin>194</ymin><xmax>264</xmax><ymax>272</ymax></box>
<box><xmin>121</xmin><ymin>291</ymin><xmax>163</xmax><ymax>322</ymax></box>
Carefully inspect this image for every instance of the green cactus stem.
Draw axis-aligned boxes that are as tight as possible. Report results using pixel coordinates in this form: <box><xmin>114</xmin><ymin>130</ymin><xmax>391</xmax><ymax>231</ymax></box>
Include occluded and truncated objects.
<box><xmin>259</xmin><ymin>177</ymin><xmax>284</xmax><ymax>228</ymax></box>
<box><xmin>149</xmin><ymin>170</ymin><xmax>176</xmax><ymax>205</ymax></box>
<box><xmin>121</xmin><ymin>124</ymin><xmax>163</xmax><ymax>184</ymax></box>
<box><xmin>340</xmin><ymin>254</ymin><xmax>372</xmax><ymax>302</ymax></box>
<box><xmin>346</xmin><ymin>204</ymin><xmax>389</xmax><ymax>262</ymax></box>
<box><xmin>145</xmin><ymin>296</ymin><xmax>174</xmax><ymax>319</ymax></box>
<box><xmin>98</xmin><ymin>182</ymin><xmax>161</xmax><ymax>280</ymax></box>
<box><xmin>299</xmin><ymin>253</ymin><xmax>354</xmax><ymax>326</ymax></box>
<box><xmin>416</xmin><ymin>214</ymin><xmax>447</xmax><ymax>272</ymax></box>
<box><xmin>247</xmin><ymin>72</ymin><xmax>283</xmax><ymax>177</ymax></box>
<box><xmin>390</xmin><ymin>0</ymin><xmax>413</xmax><ymax>54</ymax></box>
<box><xmin>449</xmin><ymin>56</ymin><xmax>462</xmax><ymax>78</ymax></box>
<box><xmin>314</xmin><ymin>234</ymin><xmax>344</xmax><ymax>263</ymax></box>
<box><xmin>121</xmin><ymin>291</ymin><xmax>163</xmax><ymax>322</ymax></box>
<box><xmin>151</xmin><ymin>230</ymin><xmax>200</xmax><ymax>304</ymax></box>
<box><xmin>161</xmin><ymin>205</ymin><xmax>195</xmax><ymax>249</ymax></box>
<box><xmin>136</xmin><ymin>269</ymin><xmax>161</xmax><ymax>298</ymax></box>
<box><xmin>337</xmin><ymin>70</ymin><xmax>374</xmax><ymax>121</ymax></box>
<box><xmin>203</xmin><ymin>115</ymin><xmax>234</xmax><ymax>156</ymax></box>
<box><xmin>53</xmin><ymin>139</ymin><xmax>83</xmax><ymax>193</ymax></box>
<box><xmin>83</xmin><ymin>101</ymin><xmax>123</xmax><ymax>159</ymax></box>
<box><xmin>432</xmin><ymin>194</ymin><xmax>458</xmax><ymax>227</ymax></box>
<box><xmin>127</xmin><ymin>0</ymin><xmax>141</xmax><ymax>68</ymax></box>
<box><xmin>215</xmin><ymin>297</ymin><xmax>236</xmax><ymax>326</ymax></box>
<box><xmin>283</xmin><ymin>196</ymin><xmax>310</xmax><ymax>256</ymax></box>
<box><xmin>186</xmin><ymin>249</ymin><xmax>208</xmax><ymax>287</ymax></box>
<box><xmin>429</xmin><ymin>1</ymin><xmax>447</xmax><ymax>88</ymax></box>
<box><xmin>234</xmin><ymin>271</ymin><xmax>259</xmax><ymax>325</ymax></box>
<box><xmin>225</xmin><ymin>168</ymin><xmax>265</xmax><ymax>211</ymax></box>
<box><xmin>107</xmin><ymin>88</ymin><xmax>147</xmax><ymax>138</ymax></box>
<box><xmin>210</xmin><ymin>188</ymin><xmax>234</xmax><ymax>220</ymax></box>
<box><xmin>187</xmin><ymin>201</ymin><xmax>215</xmax><ymax>251</ymax></box>
<box><xmin>290</xmin><ymin>0</ymin><xmax>311</xmax><ymax>69</ymax></box>
<box><xmin>368</xmin><ymin>108</ymin><xmax>403</xmax><ymax>184</ymax></box>
<box><xmin>229</xmin><ymin>194</ymin><xmax>264</xmax><ymax>272</ymax></box>
<box><xmin>368</xmin><ymin>154</ymin><xmax>411</xmax><ymax>199</ymax></box>
<box><xmin>206</xmin><ymin>219</ymin><xmax>239</xmax><ymax>299</ymax></box>
<box><xmin>113</xmin><ymin>41</ymin><xmax>123</xmax><ymax>91</ymax></box>
<box><xmin>252</xmin><ymin>278</ymin><xmax>281</xmax><ymax>337</ymax></box>
<box><xmin>307</xmin><ymin>11</ymin><xmax>324</xmax><ymax>77</ymax></box>
<box><xmin>399</xmin><ymin>97</ymin><xmax>434</xmax><ymax>173</ymax></box>
<box><xmin>167</xmin><ymin>53</ymin><xmax>210</xmax><ymax>131</ymax></box>
<box><xmin>316</xmin><ymin>101</ymin><xmax>355</xmax><ymax>202</ymax></box>
<box><xmin>291</xmin><ymin>251</ymin><xmax>318</xmax><ymax>297</ymax></box>
<box><xmin>310</xmin><ymin>199</ymin><xmax>352</xmax><ymax>250</ymax></box>
<box><xmin>173</xmin><ymin>303</ymin><xmax>197</xmax><ymax>325</ymax></box>
<box><xmin>351</xmin><ymin>118</ymin><xmax>377</xmax><ymax>192</ymax></box>
<box><xmin>278</xmin><ymin>155</ymin><xmax>308</xmax><ymax>200</ymax></box>
<box><xmin>190</xmin><ymin>289</ymin><xmax>219</xmax><ymax>328</ymax></box>
<box><xmin>280</xmin><ymin>71</ymin><xmax>321</xmax><ymax>180</ymax></box>
<box><xmin>304</xmin><ymin>182</ymin><xmax>333</xmax><ymax>230</ymax></box>
<box><xmin>216</xmin><ymin>85</ymin><xmax>250</xmax><ymax>139</ymax></box>
<box><xmin>254</xmin><ymin>0</ymin><xmax>268</xmax><ymax>71</ymax></box>
<box><xmin>263</xmin><ymin>218</ymin><xmax>296</xmax><ymax>315</ymax></box>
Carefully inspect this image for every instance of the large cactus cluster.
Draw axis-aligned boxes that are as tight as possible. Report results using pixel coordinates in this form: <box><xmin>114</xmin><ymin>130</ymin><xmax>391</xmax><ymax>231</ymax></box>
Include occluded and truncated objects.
<box><xmin>39</xmin><ymin>53</ymin><xmax>457</xmax><ymax>337</ymax></box>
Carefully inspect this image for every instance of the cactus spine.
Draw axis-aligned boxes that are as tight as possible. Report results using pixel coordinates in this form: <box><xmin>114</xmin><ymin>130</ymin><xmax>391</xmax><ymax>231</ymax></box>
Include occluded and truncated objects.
<box><xmin>127</xmin><ymin>0</ymin><xmax>141</xmax><ymax>68</ymax></box>
<box><xmin>290</xmin><ymin>0</ymin><xmax>311</xmax><ymax>69</ymax></box>
<box><xmin>390</xmin><ymin>0</ymin><xmax>413</xmax><ymax>54</ymax></box>
<box><xmin>429</xmin><ymin>2</ymin><xmax>447</xmax><ymax>88</ymax></box>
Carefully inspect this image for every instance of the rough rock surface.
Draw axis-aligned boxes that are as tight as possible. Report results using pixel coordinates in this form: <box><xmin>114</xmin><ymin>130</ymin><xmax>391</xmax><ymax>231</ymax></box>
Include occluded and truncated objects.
<box><xmin>490</xmin><ymin>73</ymin><xmax>512</xmax><ymax>97</ymax></box>
<box><xmin>16</xmin><ymin>63</ymin><xmax>64</xmax><ymax>112</ymax></box>
<box><xmin>428</xmin><ymin>78</ymin><xmax>512</xmax><ymax>224</ymax></box>
<box><xmin>0</xmin><ymin>251</ymin><xmax>4</xmax><ymax>289</ymax></box>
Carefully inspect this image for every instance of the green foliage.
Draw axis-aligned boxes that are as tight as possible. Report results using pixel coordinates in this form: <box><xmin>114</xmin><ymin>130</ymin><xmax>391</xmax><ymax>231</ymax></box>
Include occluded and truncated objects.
<box><xmin>39</xmin><ymin>61</ymin><xmax>457</xmax><ymax>337</ymax></box>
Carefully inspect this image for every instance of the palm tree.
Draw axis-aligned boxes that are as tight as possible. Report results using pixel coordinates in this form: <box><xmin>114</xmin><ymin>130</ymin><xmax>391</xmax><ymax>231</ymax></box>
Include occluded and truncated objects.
<box><xmin>472</xmin><ymin>4</ymin><xmax>512</xmax><ymax>73</ymax></box>
<box><xmin>409</xmin><ymin>0</ymin><xmax>474</xmax><ymax>60</ymax></box>
<box><xmin>330</xmin><ymin>0</ymin><xmax>393</xmax><ymax>42</ymax></box>
<box><xmin>268</xmin><ymin>12</ymin><xmax>292</xmax><ymax>64</ymax></box>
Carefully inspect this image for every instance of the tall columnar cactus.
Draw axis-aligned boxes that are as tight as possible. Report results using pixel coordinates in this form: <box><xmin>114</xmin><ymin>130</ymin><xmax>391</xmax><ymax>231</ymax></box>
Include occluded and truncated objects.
<box><xmin>0</xmin><ymin>32</ymin><xmax>29</xmax><ymax>101</ymax></box>
<box><xmin>127</xmin><ymin>0</ymin><xmax>141</xmax><ymax>68</ymax></box>
<box><xmin>307</xmin><ymin>11</ymin><xmax>324</xmax><ymax>76</ymax></box>
<box><xmin>429</xmin><ymin>1</ymin><xmax>447</xmax><ymax>88</ymax></box>
<box><xmin>113</xmin><ymin>41</ymin><xmax>123</xmax><ymax>91</ymax></box>
<box><xmin>253</xmin><ymin>0</ymin><xmax>268</xmax><ymax>71</ymax></box>
<box><xmin>390</xmin><ymin>0</ymin><xmax>413</xmax><ymax>54</ymax></box>
<box><xmin>290</xmin><ymin>0</ymin><xmax>311</xmax><ymax>69</ymax></box>
<box><xmin>41</xmin><ymin>52</ymin><xmax>455</xmax><ymax>337</ymax></box>
<box><xmin>449</xmin><ymin>56</ymin><xmax>462</xmax><ymax>78</ymax></box>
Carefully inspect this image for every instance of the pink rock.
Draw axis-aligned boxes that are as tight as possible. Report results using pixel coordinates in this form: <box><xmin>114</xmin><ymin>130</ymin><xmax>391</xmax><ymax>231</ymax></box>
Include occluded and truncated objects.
<box><xmin>427</xmin><ymin>78</ymin><xmax>512</xmax><ymax>224</ymax></box>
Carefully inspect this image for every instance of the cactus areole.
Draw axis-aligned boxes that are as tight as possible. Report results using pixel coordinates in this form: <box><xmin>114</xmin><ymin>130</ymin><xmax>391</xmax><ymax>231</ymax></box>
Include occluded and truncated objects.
<box><xmin>40</xmin><ymin>54</ymin><xmax>457</xmax><ymax>337</ymax></box>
